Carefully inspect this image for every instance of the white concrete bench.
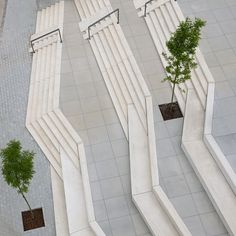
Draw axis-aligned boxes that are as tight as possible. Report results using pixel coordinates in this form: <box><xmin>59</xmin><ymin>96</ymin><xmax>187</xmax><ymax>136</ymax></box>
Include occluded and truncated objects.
<box><xmin>26</xmin><ymin>2</ymin><xmax>104</xmax><ymax>235</ymax></box>
<box><xmin>133</xmin><ymin>0</ymin><xmax>236</xmax><ymax>232</ymax></box>
<box><xmin>74</xmin><ymin>0</ymin><xmax>192</xmax><ymax>235</ymax></box>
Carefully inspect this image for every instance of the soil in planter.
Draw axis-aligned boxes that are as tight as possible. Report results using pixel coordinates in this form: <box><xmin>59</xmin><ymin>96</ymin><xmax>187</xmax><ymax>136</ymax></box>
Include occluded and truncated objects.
<box><xmin>159</xmin><ymin>102</ymin><xmax>183</xmax><ymax>121</ymax></box>
<box><xmin>22</xmin><ymin>208</ymin><xmax>45</xmax><ymax>231</ymax></box>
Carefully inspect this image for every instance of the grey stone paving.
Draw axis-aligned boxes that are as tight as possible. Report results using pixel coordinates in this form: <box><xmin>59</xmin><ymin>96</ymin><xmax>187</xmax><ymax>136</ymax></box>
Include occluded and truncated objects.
<box><xmin>178</xmin><ymin>0</ymin><xmax>236</xmax><ymax>173</ymax></box>
<box><xmin>60</xmin><ymin>0</ymin><xmax>229</xmax><ymax>236</ymax></box>
<box><xmin>60</xmin><ymin>1</ymin><xmax>150</xmax><ymax>235</ymax></box>
<box><xmin>0</xmin><ymin>0</ymin><xmax>58</xmax><ymax>235</ymax></box>
<box><xmin>110</xmin><ymin>0</ymin><xmax>228</xmax><ymax>235</ymax></box>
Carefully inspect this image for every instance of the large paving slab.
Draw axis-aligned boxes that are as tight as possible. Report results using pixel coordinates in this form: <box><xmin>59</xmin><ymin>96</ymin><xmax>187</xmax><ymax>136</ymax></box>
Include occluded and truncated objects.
<box><xmin>0</xmin><ymin>0</ymin><xmax>58</xmax><ymax>235</ymax></box>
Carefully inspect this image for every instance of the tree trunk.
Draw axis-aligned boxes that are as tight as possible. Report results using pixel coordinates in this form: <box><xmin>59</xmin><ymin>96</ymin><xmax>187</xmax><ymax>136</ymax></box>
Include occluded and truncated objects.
<box><xmin>171</xmin><ymin>82</ymin><xmax>176</xmax><ymax>104</ymax></box>
<box><xmin>21</xmin><ymin>192</ymin><xmax>34</xmax><ymax>219</ymax></box>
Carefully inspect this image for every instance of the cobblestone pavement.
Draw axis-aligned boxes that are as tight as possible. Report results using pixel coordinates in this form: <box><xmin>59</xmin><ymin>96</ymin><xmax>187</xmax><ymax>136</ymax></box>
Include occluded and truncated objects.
<box><xmin>178</xmin><ymin>0</ymin><xmax>236</xmax><ymax>174</ymax></box>
<box><xmin>0</xmin><ymin>0</ymin><xmax>58</xmax><ymax>235</ymax></box>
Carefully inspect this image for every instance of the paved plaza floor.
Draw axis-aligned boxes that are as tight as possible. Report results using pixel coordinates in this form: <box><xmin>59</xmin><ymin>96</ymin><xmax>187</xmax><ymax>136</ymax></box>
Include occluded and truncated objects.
<box><xmin>0</xmin><ymin>0</ymin><xmax>236</xmax><ymax>235</ymax></box>
<box><xmin>60</xmin><ymin>0</ymin><xmax>230</xmax><ymax>236</ymax></box>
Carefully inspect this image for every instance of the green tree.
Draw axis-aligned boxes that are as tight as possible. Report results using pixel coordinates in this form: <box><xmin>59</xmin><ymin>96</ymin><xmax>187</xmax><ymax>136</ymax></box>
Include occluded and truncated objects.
<box><xmin>0</xmin><ymin>140</ymin><xmax>35</xmax><ymax>217</ymax></box>
<box><xmin>162</xmin><ymin>17</ymin><xmax>206</xmax><ymax>105</ymax></box>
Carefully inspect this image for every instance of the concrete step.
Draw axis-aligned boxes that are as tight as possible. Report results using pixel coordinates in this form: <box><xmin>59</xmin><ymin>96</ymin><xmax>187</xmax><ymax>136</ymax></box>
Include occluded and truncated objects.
<box><xmin>27</xmin><ymin>124</ymin><xmax>62</xmax><ymax>177</ymax></box>
<box><xmin>30</xmin><ymin>121</ymin><xmax>60</xmax><ymax>165</ymax></box>
<box><xmin>92</xmin><ymin>33</ymin><xmax>129</xmax><ymax>119</ymax></box>
<box><xmin>182</xmin><ymin>90</ymin><xmax>236</xmax><ymax>235</ymax></box>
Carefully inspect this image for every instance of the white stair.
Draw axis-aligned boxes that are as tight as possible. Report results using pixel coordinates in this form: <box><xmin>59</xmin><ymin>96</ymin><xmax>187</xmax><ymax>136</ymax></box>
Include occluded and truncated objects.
<box><xmin>74</xmin><ymin>0</ymin><xmax>192</xmax><ymax>235</ymax></box>
<box><xmin>26</xmin><ymin>2</ymin><xmax>104</xmax><ymax>236</ymax></box>
<box><xmin>133</xmin><ymin>0</ymin><xmax>236</xmax><ymax>234</ymax></box>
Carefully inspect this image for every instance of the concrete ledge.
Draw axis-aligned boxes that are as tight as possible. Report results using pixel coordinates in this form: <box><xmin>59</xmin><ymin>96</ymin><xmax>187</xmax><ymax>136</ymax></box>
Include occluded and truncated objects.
<box><xmin>129</xmin><ymin>105</ymin><xmax>191</xmax><ymax>236</ymax></box>
<box><xmin>136</xmin><ymin>0</ymin><xmax>236</xmax><ymax>213</ymax></box>
<box><xmin>204</xmin><ymin>83</ymin><xmax>236</xmax><ymax>194</ymax></box>
<box><xmin>74</xmin><ymin>1</ymin><xmax>191</xmax><ymax>234</ymax></box>
<box><xmin>153</xmin><ymin>186</ymin><xmax>191</xmax><ymax>236</ymax></box>
<box><xmin>182</xmin><ymin>90</ymin><xmax>236</xmax><ymax>235</ymax></box>
<box><xmin>26</xmin><ymin>2</ymin><xmax>104</xmax><ymax>235</ymax></box>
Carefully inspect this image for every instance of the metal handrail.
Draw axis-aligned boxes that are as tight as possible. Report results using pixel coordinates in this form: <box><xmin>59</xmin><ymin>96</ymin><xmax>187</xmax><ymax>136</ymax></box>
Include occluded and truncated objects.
<box><xmin>87</xmin><ymin>9</ymin><xmax>119</xmax><ymax>40</ymax></box>
<box><xmin>144</xmin><ymin>0</ymin><xmax>177</xmax><ymax>17</ymax></box>
<box><xmin>144</xmin><ymin>0</ymin><xmax>154</xmax><ymax>17</ymax></box>
<box><xmin>30</xmin><ymin>28</ymin><xmax>62</xmax><ymax>53</ymax></box>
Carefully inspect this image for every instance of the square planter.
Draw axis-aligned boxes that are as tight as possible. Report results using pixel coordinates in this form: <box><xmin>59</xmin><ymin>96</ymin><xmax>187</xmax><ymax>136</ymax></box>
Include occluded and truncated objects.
<box><xmin>159</xmin><ymin>102</ymin><xmax>183</xmax><ymax>121</ymax></box>
<box><xmin>22</xmin><ymin>208</ymin><xmax>45</xmax><ymax>231</ymax></box>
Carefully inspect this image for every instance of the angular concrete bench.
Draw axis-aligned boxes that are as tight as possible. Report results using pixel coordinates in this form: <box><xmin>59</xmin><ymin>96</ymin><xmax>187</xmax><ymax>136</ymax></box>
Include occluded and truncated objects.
<box><xmin>26</xmin><ymin>2</ymin><xmax>104</xmax><ymax>236</ymax></box>
<box><xmin>133</xmin><ymin>0</ymin><xmax>236</xmax><ymax>234</ymax></box>
<box><xmin>74</xmin><ymin>0</ymin><xmax>192</xmax><ymax>235</ymax></box>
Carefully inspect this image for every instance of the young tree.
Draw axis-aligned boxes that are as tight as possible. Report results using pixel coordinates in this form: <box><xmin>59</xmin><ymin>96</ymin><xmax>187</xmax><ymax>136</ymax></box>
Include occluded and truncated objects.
<box><xmin>0</xmin><ymin>140</ymin><xmax>35</xmax><ymax>217</ymax></box>
<box><xmin>162</xmin><ymin>17</ymin><xmax>206</xmax><ymax>106</ymax></box>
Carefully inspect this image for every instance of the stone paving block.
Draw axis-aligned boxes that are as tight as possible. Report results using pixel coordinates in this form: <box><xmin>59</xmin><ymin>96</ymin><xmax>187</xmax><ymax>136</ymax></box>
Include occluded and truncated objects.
<box><xmin>185</xmin><ymin>172</ymin><xmax>204</xmax><ymax>193</ymax></box>
<box><xmin>87</xmin><ymin>126</ymin><xmax>109</xmax><ymax>145</ymax></box>
<box><xmin>90</xmin><ymin>181</ymin><xmax>103</xmax><ymax>201</ymax></box>
<box><xmin>116</xmin><ymin>156</ymin><xmax>130</xmax><ymax>176</ymax></box>
<box><xmin>61</xmin><ymin>100</ymin><xmax>82</xmax><ymax>116</ymax></box>
<box><xmin>91</xmin><ymin>142</ymin><xmax>114</xmax><ymax>162</ymax></box>
<box><xmin>107</xmin><ymin>123</ymin><xmax>125</xmax><ymax>141</ymax></box>
<box><xmin>156</xmin><ymin>138</ymin><xmax>176</xmax><ymax>159</ymax></box>
<box><xmin>209</xmin><ymin>66</ymin><xmax>226</xmax><ymax>82</ymax></box>
<box><xmin>121</xmin><ymin>175</ymin><xmax>131</xmax><ymax>194</ymax></box>
<box><xmin>200</xmin><ymin>212</ymin><xmax>227</xmax><ymax>236</ymax></box>
<box><xmin>98</xmin><ymin>220</ymin><xmax>113</xmax><ymax>235</ymax></box>
<box><xmin>159</xmin><ymin>156</ymin><xmax>182</xmax><ymax>178</ymax></box>
<box><xmin>220</xmin><ymin>20</ymin><xmax>236</xmax><ymax>34</ymax></box>
<box><xmin>100</xmin><ymin>177</ymin><xmax>124</xmax><ymax>199</ymax></box>
<box><xmin>111</xmin><ymin>139</ymin><xmax>129</xmax><ymax>157</ymax></box>
<box><xmin>155</xmin><ymin>122</ymin><xmax>170</xmax><ymax>140</ymax></box>
<box><xmin>215</xmin><ymin>49</ymin><xmax>236</xmax><ymax>65</ymax></box>
<box><xmin>77</xmin><ymin>82</ymin><xmax>97</xmax><ymax>99</ymax></box>
<box><xmin>183</xmin><ymin>216</ymin><xmax>207</xmax><ymax>236</ymax></box>
<box><xmin>105</xmin><ymin>196</ymin><xmax>129</xmax><ymax>219</ymax></box>
<box><xmin>96</xmin><ymin>159</ymin><xmax>120</xmax><ymax>180</ymax></box>
<box><xmin>177</xmin><ymin>154</ymin><xmax>194</xmax><ymax>173</ymax></box>
<box><xmin>192</xmin><ymin>191</ymin><xmax>215</xmax><ymax>214</ymax></box>
<box><xmin>131</xmin><ymin>214</ymin><xmax>150</xmax><ymax>235</ymax></box>
<box><xmin>202</xmin><ymin>23</ymin><xmax>224</xmax><ymax>38</ymax></box>
<box><xmin>84</xmin><ymin>111</ymin><xmax>105</xmax><ymax>129</ymax></box>
<box><xmin>171</xmin><ymin>194</ymin><xmax>198</xmax><ymax>218</ymax></box>
<box><xmin>88</xmin><ymin>163</ymin><xmax>99</xmax><ymax>182</ymax></box>
<box><xmin>226</xmin><ymin>33</ymin><xmax>236</xmax><ymax>48</ymax></box>
<box><xmin>60</xmin><ymin>86</ymin><xmax>78</xmax><ymax>102</ymax></box>
<box><xmin>213</xmin><ymin>8</ymin><xmax>234</xmax><ymax>22</ymax></box>
<box><xmin>207</xmin><ymin>36</ymin><xmax>231</xmax><ymax>52</ymax></box>
<box><xmin>93</xmin><ymin>200</ymin><xmax>108</xmax><ymax>221</ymax></box>
<box><xmin>110</xmin><ymin>216</ymin><xmax>136</xmax><ymax>236</ymax></box>
<box><xmin>226</xmin><ymin>154</ymin><xmax>236</xmax><ymax>172</ymax></box>
<box><xmin>212</xmin><ymin>116</ymin><xmax>231</xmax><ymax>136</ymax></box>
<box><xmin>67</xmin><ymin>114</ymin><xmax>86</xmax><ymax>131</ymax></box>
<box><xmin>215</xmin><ymin>134</ymin><xmax>236</xmax><ymax>155</ymax></box>
<box><xmin>163</xmin><ymin>174</ymin><xmax>190</xmax><ymax>198</ymax></box>
<box><xmin>74</xmin><ymin>69</ymin><xmax>93</xmax><ymax>84</ymax></box>
<box><xmin>102</xmin><ymin>108</ymin><xmax>119</xmax><ymax>124</ymax></box>
<box><xmin>99</xmin><ymin>95</ymin><xmax>114</xmax><ymax>110</ymax></box>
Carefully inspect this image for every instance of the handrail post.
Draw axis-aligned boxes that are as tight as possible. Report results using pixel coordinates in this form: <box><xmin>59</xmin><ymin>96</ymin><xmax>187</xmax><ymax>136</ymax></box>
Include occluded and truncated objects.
<box><xmin>88</xmin><ymin>9</ymin><xmax>119</xmax><ymax>40</ymax></box>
